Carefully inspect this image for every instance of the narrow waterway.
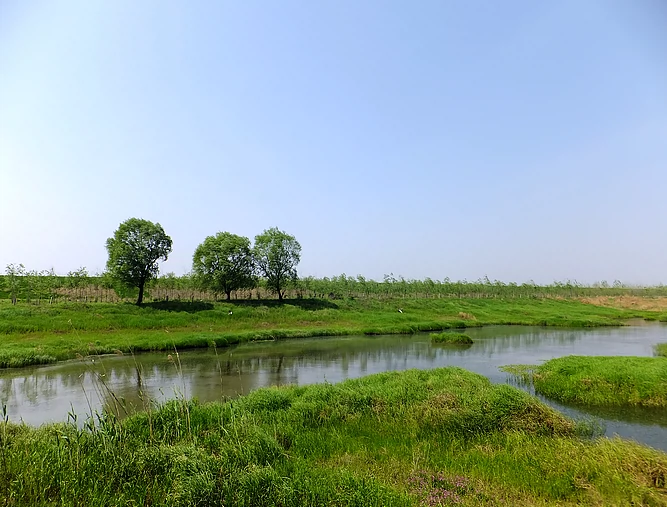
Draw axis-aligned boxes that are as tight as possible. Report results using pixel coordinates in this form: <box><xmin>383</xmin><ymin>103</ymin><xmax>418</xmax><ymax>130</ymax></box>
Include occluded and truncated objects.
<box><xmin>0</xmin><ymin>324</ymin><xmax>665</xmax><ymax>450</ymax></box>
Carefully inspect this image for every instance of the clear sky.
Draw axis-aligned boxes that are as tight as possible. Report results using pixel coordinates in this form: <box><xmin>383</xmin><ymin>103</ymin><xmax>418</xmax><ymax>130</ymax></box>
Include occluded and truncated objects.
<box><xmin>1</xmin><ymin>1</ymin><xmax>666</xmax><ymax>285</ymax></box>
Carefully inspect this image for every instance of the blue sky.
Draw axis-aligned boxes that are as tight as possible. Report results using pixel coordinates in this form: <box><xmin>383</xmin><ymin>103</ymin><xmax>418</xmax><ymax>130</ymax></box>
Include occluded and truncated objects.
<box><xmin>1</xmin><ymin>1</ymin><xmax>666</xmax><ymax>285</ymax></box>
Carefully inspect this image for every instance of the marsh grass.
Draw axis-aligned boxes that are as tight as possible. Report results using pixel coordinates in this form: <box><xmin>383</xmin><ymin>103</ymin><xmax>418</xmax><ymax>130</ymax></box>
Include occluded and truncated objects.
<box><xmin>0</xmin><ymin>297</ymin><xmax>653</xmax><ymax>368</ymax></box>
<box><xmin>505</xmin><ymin>355</ymin><xmax>667</xmax><ymax>407</ymax></box>
<box><xmin>430</xmin><ymin>332</ymin><xmax>473</xmax><ymax>344</ymax></box>
<box><xmin>1</xmin><ymin>367</ymin><xmax>665</xmax><ymax>506</ymax></box>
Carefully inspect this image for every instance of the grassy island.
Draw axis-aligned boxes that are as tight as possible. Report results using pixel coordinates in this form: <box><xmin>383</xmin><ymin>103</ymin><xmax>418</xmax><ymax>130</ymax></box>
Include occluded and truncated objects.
<box><xmin>430</xmin><ymin>332</ymin><xmax>473</xmax><ymax>344</ymax></box>
<box><xmin>505</xmin><ymin>355</ymin><xmax>667</xmax><ymax>407</ymax></box>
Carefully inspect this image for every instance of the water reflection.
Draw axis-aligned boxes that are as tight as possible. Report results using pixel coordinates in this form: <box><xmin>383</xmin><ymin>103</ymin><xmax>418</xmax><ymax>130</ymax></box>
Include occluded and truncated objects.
<box><xmin>0</xmin><ymin>324</ymin><xmax>666</xmax><ymax>450</ymax></box>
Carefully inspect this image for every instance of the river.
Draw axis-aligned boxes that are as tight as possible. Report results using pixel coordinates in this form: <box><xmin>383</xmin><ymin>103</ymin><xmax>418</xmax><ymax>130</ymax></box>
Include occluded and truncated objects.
<box><xmin>0</xmin><ymin>323</ymin><xmax>665</xmax><ymax>450</ymax></box>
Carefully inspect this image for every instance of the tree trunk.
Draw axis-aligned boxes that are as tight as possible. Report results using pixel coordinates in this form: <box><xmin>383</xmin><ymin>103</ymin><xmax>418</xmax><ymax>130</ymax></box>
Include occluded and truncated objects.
<box><xmin>278</xmin><ymin>288</ymin><xmax>283</xmax><ymax>301</ymax></box>
<box><xmin>226</xmin><ymin>291</ymin><xmax>231</xmax><ymax>300</ymax></box>
<box><xmin>137</xmin><ymin>282</ymin><xmax>145</xmax><ymax>305</ymax></box>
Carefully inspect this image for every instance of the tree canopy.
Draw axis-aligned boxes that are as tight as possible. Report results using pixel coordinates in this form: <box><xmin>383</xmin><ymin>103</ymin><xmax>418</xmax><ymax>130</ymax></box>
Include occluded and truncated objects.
<box><xmin>105</xmin><ymin>218</ymin><xmax>172</xmax><ymax>305</ymax></box>
<box><xmin>253</xmin><ymin>227</ymin><xmax>301</xmax><ymax>300</ymax></box>
<box><xmin>192</xmin><ymin>232</ymin><xmax>255</xmax><ymax>300</ymax></box>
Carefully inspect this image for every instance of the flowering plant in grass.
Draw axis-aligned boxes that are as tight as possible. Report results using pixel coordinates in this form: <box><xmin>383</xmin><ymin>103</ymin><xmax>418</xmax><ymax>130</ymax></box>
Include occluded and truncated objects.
<box><xmin>408</xmin><ymin>470</ymin><xmax>476</xmax><ymax>505</ymax></box>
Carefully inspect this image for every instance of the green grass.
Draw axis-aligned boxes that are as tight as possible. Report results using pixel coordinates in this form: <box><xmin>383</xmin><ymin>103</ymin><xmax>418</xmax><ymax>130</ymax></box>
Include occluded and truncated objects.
<box><xmin>430</xmin><ymin>332</ymin><xmax>473</xmax><ymax>344</ymax></box>
<box><xmin>505</xmin><ymin>355</ymin><xmax>667</xmax><ymax>407</ymax></box>
<box><xmin>0</xmin><ymin>297</ymin><xmax>656</xmax><ymax>368</ymax></box>
<box><xmin>656</xmin><ymin>343</ymin><xmax>667</xmax><ymax>357</ymax></box>
<box><xmin>1</xmin><ymin>368</ymin><xmax>665</xmax><ymax>506</ymax></box>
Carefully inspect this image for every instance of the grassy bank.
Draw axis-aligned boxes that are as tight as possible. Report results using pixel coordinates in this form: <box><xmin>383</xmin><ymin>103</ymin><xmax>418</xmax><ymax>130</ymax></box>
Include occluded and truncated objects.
<box><xmin>1</xmin><ymin>368</ymin><xmax>665</xmax><ymax>506</ymax></box>
<box><xmin>505</xmin><ymin>356</ymin><xmax>667</xmax><ymax>407</ymax></box>
<box><xmin>430</xmin><ymin>332</ymin><xmax>473</xmax><ymax>344</ymax></box>
<box><xmin>0</xmin><ymin>297</ymin><xmax>656</xmax><ymax>369</ymax></box>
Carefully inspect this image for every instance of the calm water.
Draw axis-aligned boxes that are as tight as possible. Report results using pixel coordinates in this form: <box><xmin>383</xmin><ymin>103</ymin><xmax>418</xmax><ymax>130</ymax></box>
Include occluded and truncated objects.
<box><xmin>1</xmin><ymin>324</ymin><xmax>666</xmax><ymax>450</ymax></box>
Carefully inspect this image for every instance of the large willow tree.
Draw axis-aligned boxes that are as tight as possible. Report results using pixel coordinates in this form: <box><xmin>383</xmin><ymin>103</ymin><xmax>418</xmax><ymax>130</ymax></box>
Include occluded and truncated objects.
<box><xmin>253</xmin><ymin>227</ymin><xmax>301</xmax><ymax>300</ymax></box>
<box><xmin>192</xmin><ymin>232</ymin><xmax>255</xmax><ymax>300</ymax></box>
<box><xmin>105</xmin><ymin>218</ymin><xmax>172</xmax><ymax>305</ymax></box>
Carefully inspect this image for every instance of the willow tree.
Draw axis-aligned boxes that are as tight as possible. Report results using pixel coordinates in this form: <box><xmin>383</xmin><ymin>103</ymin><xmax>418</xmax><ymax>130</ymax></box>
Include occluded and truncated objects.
<box><xmin>105</xmin><ymin>218</ymin><xmax>172</xmax><ymax>305</ymax></box>
<box><xmin>253</xmin><ymin>227</ymin><xmax>301</xmax><ymax>300</ymax></box>
<box><xmin>192</xmin><ymin>232</ymin><xmax>255</xmax><ymax>300</ymax></box>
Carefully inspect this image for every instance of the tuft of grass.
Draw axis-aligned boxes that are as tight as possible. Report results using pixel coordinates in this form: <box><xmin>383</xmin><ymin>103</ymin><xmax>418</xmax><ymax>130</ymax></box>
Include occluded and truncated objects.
<box><xmin>1</xmin><ymin>368</ymin><xmax>666</xmax><ymax>506</ymax></box>
<box><xmin>506</xmin><ymin>355</ymin><xmax>667</xmax><ymax>407</ymax></box>
<box><xmin>655</xmin><ymin>343</ymin><xmax>667</xmax><ymax>357</ymax></box>
<box><xmin>430</xmin><ymin>332</ymin><xmax>473</xmax><ymax>344</ymax></box>
<box><xmin>499</xmin><ymin>364</ymin><xmax>533</xmax><ymax>376</ymax></box>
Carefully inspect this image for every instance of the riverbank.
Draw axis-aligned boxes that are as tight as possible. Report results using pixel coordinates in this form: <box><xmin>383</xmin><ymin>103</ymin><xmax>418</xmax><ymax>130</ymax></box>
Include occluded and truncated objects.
<box><xmin>0</xmin><ymin>297</ymin><xmax>660</xmax><ymax>368</ymax></box>
<box><xmin>2</xmin><ymin>367</ymin><xmax>665</xmax><ymax>506</ymax></box>
<box><xmin>505</xmin><ymin>355</ymin><xmax>667</xmax><ymax>407</ymax></box>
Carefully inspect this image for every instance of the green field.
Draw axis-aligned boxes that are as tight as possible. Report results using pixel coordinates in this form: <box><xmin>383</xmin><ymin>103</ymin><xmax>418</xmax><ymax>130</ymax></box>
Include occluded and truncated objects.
<box><xmin>505</xmin><ymin>355</ymin><xmax>667</xmax><ymax>407</ymax></box>
<box><xmin>0</xmin><ymin>297</ymin><xmax>656</xmax><ymax>368</ymax></box>
<box><xmin>2</xmin><ymin>368</ymin><xmax>665</xmax><ymax>506</ymax></box>
<box><xmin>657</xmin><ymin>343</ymin><xmax>667</xmax><ymax>357</ymax></box>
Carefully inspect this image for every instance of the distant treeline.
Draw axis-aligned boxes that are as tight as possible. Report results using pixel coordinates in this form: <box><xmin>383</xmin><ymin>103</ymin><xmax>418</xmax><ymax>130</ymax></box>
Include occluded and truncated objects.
<box><xmin>1</xmin><ymin>266</ymin><xmax>665</xmax><ymax>303</ymax></box>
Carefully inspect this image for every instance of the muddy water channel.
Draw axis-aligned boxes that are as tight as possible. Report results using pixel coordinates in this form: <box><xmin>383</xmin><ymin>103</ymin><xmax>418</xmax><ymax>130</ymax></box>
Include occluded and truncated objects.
<box><xmin>1</xmin><ymin>324</ymin><xmax>666</xmax><ymax>450</ymax></box>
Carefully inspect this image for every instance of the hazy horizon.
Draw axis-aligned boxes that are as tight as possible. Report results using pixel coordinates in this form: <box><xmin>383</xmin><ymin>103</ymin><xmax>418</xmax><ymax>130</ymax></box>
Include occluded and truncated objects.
<box><xmin>2</xmin><ymin>1</ymin><xmax>666</xmax><ymax>286</ymax></box>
